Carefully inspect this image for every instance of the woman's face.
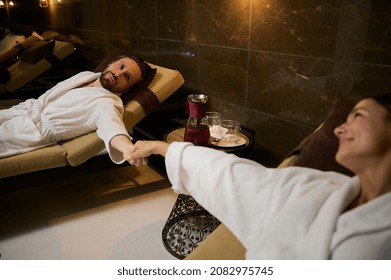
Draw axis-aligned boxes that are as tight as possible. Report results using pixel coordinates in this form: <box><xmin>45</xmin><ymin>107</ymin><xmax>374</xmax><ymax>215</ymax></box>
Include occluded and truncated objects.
<box><xmin>334</xmin><ymin>98</ymin><xmax>391</xmax><ymax>173</ymax></box>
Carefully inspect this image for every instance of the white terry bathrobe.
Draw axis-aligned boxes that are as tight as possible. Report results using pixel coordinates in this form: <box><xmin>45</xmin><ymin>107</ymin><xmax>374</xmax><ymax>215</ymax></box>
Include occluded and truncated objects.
<box><xmin>0</xmin><ymin>71</ymin><xmax>130</xmax><ymax>163</ymax></box>
<box><xmin>165</xmin><ymin>142</ymin><xmax>391</xmax><ymax>259</ymax></box>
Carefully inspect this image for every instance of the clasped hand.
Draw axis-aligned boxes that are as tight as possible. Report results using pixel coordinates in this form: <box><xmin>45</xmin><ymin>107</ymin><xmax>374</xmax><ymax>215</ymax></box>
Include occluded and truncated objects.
<box><xmin>123</xmin><ymin>140</ymin><xmax>170</xmax><ymax>166</ymax></box>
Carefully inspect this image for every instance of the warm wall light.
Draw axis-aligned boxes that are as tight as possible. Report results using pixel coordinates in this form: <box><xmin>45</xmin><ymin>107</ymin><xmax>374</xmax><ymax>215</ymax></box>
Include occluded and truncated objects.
<box><xmin>39</xmin><ymin>0</ymin><xmax>66</xmax><ymax>8</ymax></box>
<box><xmin>0</xmin><ymin>0</ymin><xmax>15</xmax><ymax>8</ymax></box>
<box><xmin>1</xmin><ymin>0</ymin><xmax>16</xmax><ymax>8</ymax></box>
<box><xmin>39</xmin><ymin>0</ymin><xmax>48</xmax><ymax>8</ymax></box>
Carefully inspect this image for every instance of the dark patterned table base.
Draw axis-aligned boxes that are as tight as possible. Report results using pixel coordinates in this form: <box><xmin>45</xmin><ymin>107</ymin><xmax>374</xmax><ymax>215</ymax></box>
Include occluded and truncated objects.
<box><xmin>162</xmin><ymin>194</ymin><xmax>221</xmax><ymax>259</ymax></box>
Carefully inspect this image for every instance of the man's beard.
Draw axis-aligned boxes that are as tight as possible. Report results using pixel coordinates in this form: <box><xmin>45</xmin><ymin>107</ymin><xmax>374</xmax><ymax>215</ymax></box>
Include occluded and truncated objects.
<box><xmin>100</xmin><ymin>71</ymin><xmax>118</xmax><ymax>92</ymax></box>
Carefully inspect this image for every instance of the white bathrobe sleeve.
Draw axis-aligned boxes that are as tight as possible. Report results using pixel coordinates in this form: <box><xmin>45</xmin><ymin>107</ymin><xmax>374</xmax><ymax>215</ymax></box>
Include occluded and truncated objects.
<box><xmin>94</xmin><ymin>99</ymin><xmax>131</xmax><ymax>164</ymax></box>
<box><xmin>165</xmin><ymin>142</ymin><xmax>359</xmax><ymax>259</ymax></box>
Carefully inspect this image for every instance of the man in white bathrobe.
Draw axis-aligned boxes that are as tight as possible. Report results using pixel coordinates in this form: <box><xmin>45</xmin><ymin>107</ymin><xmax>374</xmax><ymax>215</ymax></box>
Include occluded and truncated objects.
<box><xmin>0</xmin><ymin>55</ymin><xmax>148</xmax><ymax>166</ymax></box>
<box><xmin>126</xmin><ymin>94</ymin><xmax>391</xmax><ymax>259</ymax></box>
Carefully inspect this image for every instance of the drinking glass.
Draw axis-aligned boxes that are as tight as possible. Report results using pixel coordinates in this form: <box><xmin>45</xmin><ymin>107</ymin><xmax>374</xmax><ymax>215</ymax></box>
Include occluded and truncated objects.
<box><xmin>202</xmin><ymin>112</ymin><xmax>222</xmax><ymax>142</ymax></box>
<box><xmin>204</xmin><ymin>111</ymin><xmax>221</xmax><ymax>127</ymax></box>
<box><xmin>219</xmin><ymin>119</ymin><xmax>241</xmax><ymax>143</ymax></box>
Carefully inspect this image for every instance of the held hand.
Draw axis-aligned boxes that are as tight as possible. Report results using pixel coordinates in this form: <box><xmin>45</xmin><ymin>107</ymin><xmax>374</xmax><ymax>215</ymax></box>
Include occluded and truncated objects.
<box><xmin>108</xmin><ymin>135</ymin><xmax>147</xmax><ymax>166</ymax></box>
<box><xmin>122</xmin><ymin>146</ymin><xmax>148</xmax><ymax>166</ymax></box>
<box><xmin>128</xmin><ymin>140</ymin><xmax>170</xmax><ymax>164</ymax></box>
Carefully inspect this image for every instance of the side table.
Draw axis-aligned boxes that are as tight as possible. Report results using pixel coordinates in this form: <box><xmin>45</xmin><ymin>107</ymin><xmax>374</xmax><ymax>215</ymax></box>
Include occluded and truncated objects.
<box><xmin>161</xmin><ymin>126</ymin><xmax>255</xmax><ymax>259</ymax></box>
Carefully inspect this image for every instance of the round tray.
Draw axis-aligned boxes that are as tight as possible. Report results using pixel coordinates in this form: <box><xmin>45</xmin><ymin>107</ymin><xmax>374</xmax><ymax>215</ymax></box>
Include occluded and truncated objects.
<box><xmin>164</xmin><ymin>126</ymin><xmax>255</xmax><ymax>158</ymax></box>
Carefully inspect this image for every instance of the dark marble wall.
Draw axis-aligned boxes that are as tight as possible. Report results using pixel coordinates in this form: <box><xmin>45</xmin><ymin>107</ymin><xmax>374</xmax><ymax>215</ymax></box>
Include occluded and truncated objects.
<box><xmin>4</xmin><ymin>0</ymin><xmax>391</xmax><ymax>165</ymax></box>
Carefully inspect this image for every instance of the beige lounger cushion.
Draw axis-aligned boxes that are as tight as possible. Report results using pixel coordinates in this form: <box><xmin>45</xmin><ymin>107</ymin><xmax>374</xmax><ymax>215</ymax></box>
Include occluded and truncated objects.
<box><xmin>0</xmin><ymin>145</ymin><xmax>67</xmax><ymax>178</ymax></box>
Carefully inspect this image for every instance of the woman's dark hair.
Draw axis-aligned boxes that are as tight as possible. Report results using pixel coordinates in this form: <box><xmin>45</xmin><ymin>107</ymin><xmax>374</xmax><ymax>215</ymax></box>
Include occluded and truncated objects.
<box><xmin>365</xmin><ymin>94</ymin><xmax>391</xmax><ymax>120</ymax></box>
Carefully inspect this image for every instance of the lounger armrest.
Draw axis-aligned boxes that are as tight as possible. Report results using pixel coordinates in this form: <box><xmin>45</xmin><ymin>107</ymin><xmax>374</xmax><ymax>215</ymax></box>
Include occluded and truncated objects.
<box><xmin>61</xmin><ymin>132</ymin><xmax>104</xmax><ymax>167</ymax></box>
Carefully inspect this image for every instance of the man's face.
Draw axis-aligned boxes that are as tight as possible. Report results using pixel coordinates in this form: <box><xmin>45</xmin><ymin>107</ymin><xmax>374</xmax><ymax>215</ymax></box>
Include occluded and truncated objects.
<box><xmin>100</xmin><ymin>57</ymin><xmax>142</xmax><ymax>93</ymax></box>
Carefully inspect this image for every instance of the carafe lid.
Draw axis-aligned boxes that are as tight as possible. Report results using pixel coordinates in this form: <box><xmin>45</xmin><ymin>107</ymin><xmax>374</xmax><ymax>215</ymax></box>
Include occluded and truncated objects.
<box><xmin>187</xmin><ymin>94</ymin><xmax>208</xmax><ymax>103</ymax></box>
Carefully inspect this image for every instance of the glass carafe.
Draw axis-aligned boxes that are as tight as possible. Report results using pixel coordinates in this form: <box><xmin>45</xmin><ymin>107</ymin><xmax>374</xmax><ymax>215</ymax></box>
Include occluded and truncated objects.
<box><xmin>183</xmin><ymin>94</ymin><xmax>210</xmax><ymax>146</ymax></box>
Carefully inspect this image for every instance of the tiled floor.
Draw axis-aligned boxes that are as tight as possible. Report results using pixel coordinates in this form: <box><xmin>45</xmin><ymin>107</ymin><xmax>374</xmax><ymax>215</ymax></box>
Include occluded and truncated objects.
<box><xmin>0</xmin><ymin>165</ymin><xmax>178</xmax><ymax>260</ymax></box>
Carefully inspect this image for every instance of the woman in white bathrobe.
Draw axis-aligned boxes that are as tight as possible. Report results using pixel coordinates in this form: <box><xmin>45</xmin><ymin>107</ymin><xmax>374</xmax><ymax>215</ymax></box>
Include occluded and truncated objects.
<box><xmin>0</xmin><ymin>55</ymin><xmax>148</xmax><ymax>166</ymax></box>
<box><xmin>126</xmin><ymin>94</ymin><xmax>391</xmax><ymax>259</ymax></box>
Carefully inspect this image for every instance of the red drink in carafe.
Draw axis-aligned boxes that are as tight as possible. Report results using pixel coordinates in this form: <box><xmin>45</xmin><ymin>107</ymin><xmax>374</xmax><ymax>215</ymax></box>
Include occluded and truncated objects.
<box><xmin>183</xmin><ymin>94</ymin><xmax>210</xmax><ymax>146</ymax></box>
<box><xmin>184</xmin><ymin>124</ymin><xmax>210</xmax><ymax>146</ymax></box>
